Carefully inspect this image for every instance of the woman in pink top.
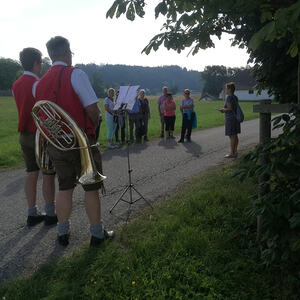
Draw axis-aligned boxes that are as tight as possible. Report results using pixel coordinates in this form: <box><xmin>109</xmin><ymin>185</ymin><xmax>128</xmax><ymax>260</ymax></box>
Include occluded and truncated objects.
<box><xmin>163</xmin><ymin>92</ymin><xmax>176</xmax><ymax>139</ymax></box>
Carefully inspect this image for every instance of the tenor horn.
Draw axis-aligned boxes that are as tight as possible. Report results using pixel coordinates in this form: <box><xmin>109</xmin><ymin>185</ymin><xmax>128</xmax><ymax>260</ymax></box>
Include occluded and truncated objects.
<box><xmin>32</xmin><ymin>100</ymin><xmax>106</xmax><ymax>185</ymax></box>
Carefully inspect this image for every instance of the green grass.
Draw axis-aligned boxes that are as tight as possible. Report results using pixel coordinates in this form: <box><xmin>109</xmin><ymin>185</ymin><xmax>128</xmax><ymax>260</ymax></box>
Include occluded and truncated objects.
<box><xmin>1</xmin><ymin>164</ymin><xmax>295</xmax><ymax>299</ymax></box>
<box><xmin>0</xmin><ymin>96</ymin><xmax>259</xmax><ymax>170</ymax></box>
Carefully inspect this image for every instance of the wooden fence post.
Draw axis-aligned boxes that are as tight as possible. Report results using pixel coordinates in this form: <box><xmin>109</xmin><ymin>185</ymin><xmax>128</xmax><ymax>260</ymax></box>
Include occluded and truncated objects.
<box><xmin>257</xmin><ymin>99</ymin><xmax>272</xmax><ymax>241</ymax></box>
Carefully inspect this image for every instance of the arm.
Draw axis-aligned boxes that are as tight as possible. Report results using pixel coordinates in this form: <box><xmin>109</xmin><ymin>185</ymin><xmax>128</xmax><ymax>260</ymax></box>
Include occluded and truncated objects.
<box><xmin>71</xmin><ymin>69</ymin><xmax>103</xmax><ymax>124</ymax></box>
<box><xmin>85</xmin><ymin>103</ymin><xmax>101</xmax><ymax>127</ymax></box>
<box><xmin>181</xmin><ymin>103</ymin><xmax>194</xmax><ymax>109</ymax></box>
<box><xmin>220</xmin><ymin>98</ymin><xmax>233</xmax><ymax>113</ymax></box>
<box><xmin>104</xmin><ymin>103</ymin><xmax>114</xmax><ymax>115</ymax></box>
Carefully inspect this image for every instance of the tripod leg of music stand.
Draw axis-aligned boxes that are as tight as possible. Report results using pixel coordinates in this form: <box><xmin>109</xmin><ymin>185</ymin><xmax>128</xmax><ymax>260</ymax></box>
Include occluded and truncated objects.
<box><xmin>131</xmin><ymin>185</ymin><xmax>153</xmax><ymax>209</ymax></box>
<box><xmin>109</xmin><ymin>185</ymin><xmax>130</xmax><ymax>213</ymax></box>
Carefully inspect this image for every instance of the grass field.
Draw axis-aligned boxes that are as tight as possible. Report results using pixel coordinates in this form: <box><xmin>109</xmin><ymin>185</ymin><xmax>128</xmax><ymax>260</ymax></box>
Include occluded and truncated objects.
<box><xmin>0</xmin><ymin>164</ymin><xmax>295</xmax><ymax>299</ymax></box>
<box><xmin>0</xmin><ymin>96</ymin><xmax>259</xmax><ymax>170</ymax></box>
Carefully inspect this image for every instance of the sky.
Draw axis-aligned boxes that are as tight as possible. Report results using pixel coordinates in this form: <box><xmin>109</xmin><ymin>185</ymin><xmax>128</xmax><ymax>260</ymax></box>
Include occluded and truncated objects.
<box><xmin>0</xmin><ymin>0</ymin><xmax>250</xmax><ymax>72</ymax></box>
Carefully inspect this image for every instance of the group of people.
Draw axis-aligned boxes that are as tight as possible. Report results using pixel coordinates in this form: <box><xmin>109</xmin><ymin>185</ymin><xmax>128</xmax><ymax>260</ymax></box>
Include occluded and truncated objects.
<box><xmin>103</xmin><ymin>88</ymin><xmax>150</xmax><ymax>149</ymax></box>
<box><xmin>12</xmin><ymin>35</ymin><xmax>242</xmax><ymax>248</ymax></box>
<box><xmin>157</xmin><ymin>86</ymin><xmax>197</xmax><ymax>142</ymax></box>
<box><xmin>12</xmin><ymin>36</ymin><xmax>114</xmax><ymax>247</ymax></box>
<box><xmin>102</xmin><ymin>85</ymin><xmax>198</xmax><ymax>149</ymax></box>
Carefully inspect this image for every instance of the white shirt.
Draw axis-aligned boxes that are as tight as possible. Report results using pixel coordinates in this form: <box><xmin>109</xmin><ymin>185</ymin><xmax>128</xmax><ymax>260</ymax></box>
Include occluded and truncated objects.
<box><xmin>34</xmin><ymin>61</ymin><xmax>99</xmax><ymax>108</ymax></box>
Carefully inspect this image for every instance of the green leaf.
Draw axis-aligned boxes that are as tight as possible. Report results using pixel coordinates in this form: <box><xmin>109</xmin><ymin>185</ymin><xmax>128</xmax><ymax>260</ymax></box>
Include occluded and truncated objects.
<box><xmin>249</xmin><ymin>21</ymin><xmax>275</xmax><ymax>50</ymax></box>
<box><xmin>155</xmin><ymin>1</ymin><xmax>168</xmax><ymax>18</ymax></box>
<box><xmin>126</xmin><ymin>2</ymin><xmax>135</xmax><ymax>21</ymax></box>
<box><xmin>287</xmin><ymin>42</ymin><xmax>299</xmax><ymax>58</ymax></box>
<box><xmin>289</xmin><ymin>213</ymin><xmax>300</xmax><ymax>229</ymax></box>
<box><xmin>106</xmin><ymin>1</ymin><xmax>119</xmax><ymax>18</ymax></box>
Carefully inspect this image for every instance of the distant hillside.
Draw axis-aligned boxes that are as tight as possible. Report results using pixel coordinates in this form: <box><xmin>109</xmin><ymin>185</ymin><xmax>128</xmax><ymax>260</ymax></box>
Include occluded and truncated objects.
<box><xmin>76</xmin><ymin>63</ymin><xmax>203</xmax><ymax>95</ymax></box>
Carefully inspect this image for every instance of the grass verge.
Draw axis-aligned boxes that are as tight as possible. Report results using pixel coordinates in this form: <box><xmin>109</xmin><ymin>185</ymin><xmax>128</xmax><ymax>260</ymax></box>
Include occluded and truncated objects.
<box><xmin>0</xmin><ymin>164</ymin><xmax>294</xmax><ymax>299</ymax></box>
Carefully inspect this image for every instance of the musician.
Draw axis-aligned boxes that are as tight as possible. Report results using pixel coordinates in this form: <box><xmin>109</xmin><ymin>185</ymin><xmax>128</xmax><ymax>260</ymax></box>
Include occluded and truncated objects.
<box><xmin>35</xmin><ymin>36</ymin><xmax>114</xmax><ymax>247</ymax></box>
<box><xmin>12</xmin><ymin>47</ymin><xmax>57</xmax><ymax>227</ymax></box>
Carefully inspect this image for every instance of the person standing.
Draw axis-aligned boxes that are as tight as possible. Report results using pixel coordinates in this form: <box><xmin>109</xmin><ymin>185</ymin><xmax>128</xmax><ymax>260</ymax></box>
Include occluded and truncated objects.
<box><xmin>104</xmin><ymin>88</ymin><xmax>118</xmax><ymax>149</ymax></box>
<box><xmin>163</xmin><ymin>92</ymin><xmax>176</xmax><ymax>139</ymax></box>
<box><xmin>12</xmin><ymin>47</ymin><xmax>57</xmax><ymax>227</ymax></box>
<box><xmin>158</xmin><ymin>86</ymin><xmax>168</xmax><ymax>138</ymax></box>
<box><xmin>178</xmin><ymin>89</ymin><xmax>195</xmax><ymax>143</ymax></box>
<box><xmin>35</xmin><ymin>36</ymin><xmax>114</xmax><ymax>247</ymax></box>
<box><xmin>114</xmin><ymin>90</ymin><xmax>126</xmax><ymax>145</ymax></box>
<box><xmin>138</xmin><ymin>89</ymin><xmax>150</xmax><ymax>142</ymax></box>
<box><xmin>128</xmin><ymin>97</ymin><xmax>142</xmax><ymax>144</ymax></box>
<box><xmin>220</xmin><ymin>82</ymin><xmax>241</xmax><ymax>158</ymax></box>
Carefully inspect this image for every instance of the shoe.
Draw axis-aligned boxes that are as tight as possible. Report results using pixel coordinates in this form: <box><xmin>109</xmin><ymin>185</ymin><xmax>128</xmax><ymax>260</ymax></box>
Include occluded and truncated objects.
<box><xmin>224</xmin><ymin>154</ymin><xmax>237</xmax><ymax>158</ymax></box>
<box><xmin>170</xmin><ymin>136</ymin><xmax>176</xmax><ymax>139</ymax></box>
<box><xmin>144</xmin><ymin>137</ymin><xmax>149</xmax><ymax>142</ymax></box>
<box><xmin>160</xmin><ymin>132</ymin><xmax>164</xmax><ymax>138</ymax></box>
<box><xmin>44</xmin><ymin>215</ymin><xmax>58</xmax><ymax>226</ymax></box>
<box><xmin>178</xmin><ymin>139</ymin><xmax>184</xmax><ymax>143</ymax></box>
<box><xmin>58</xmin><ymin>233</ymin><xmax>70</xmax><ymax>246</ymax></box>
<box><xmin>90</xmin><ymin>230</ymin><xmax>115</xmax><ymax>247</ymax></box>
<box><xmin>108</xmin><ymin>143</ymin><xmax>117</xmax><ymax>149</ymax></box>
<box><xmin>186</xmin><ymin>137</ymin><xmax>191</xmax><ymax>143</ymax></box>
<box><xmin>27</xmin><ymin>215</ymin><xmax>45</xmax><ymax>227</ymax></box>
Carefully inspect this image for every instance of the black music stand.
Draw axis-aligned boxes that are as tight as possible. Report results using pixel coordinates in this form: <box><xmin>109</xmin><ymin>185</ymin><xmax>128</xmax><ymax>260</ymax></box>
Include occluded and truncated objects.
<box><xmin>109</xmin><ymin>106</ymin><xmax>152</xmax><ymax>220</ymax></box>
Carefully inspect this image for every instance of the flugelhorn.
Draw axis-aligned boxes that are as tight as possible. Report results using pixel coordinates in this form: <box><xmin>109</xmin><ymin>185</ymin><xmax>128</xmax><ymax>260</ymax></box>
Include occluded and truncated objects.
<box><xmin>32</xmin><ymin>100</ymin><xmax>106</xmax><ymax>185</ymax></box>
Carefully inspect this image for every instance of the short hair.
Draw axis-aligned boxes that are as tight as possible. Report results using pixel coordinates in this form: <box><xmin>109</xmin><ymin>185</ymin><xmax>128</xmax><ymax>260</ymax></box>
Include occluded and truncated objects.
<box><xmin>226</xmin><ymin>82</ymin><xmax>235</xmax><ymax>93</ymax></box>
<box><xmin>107</xmin><ymin>88</ymin><xmax>115</xmax><ymax>95</ymax></box>
<box><xmin>46</xmin><ymin>36</ymin><xmax>70</xmax><ymax>60</ymax></box>
<box><xmin>19</xmin><ymin>47</ymin><xmax>42</xmax><ymax>71</ymax></box>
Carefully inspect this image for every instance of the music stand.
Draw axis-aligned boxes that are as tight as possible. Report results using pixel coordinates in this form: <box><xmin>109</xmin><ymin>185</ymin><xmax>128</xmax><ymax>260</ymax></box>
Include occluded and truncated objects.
<box><xmin>109</xmin><ymin>86</ymin><xmax>153</xmax><ymax>220</ymax></box>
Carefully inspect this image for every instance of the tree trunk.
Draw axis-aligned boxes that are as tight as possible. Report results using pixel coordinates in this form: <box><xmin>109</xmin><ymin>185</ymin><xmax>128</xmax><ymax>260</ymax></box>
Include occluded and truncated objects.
<box><xmin>298</xmin><ymin>53</ymin><xmax>300</xmax><ymax>104</ymax></box>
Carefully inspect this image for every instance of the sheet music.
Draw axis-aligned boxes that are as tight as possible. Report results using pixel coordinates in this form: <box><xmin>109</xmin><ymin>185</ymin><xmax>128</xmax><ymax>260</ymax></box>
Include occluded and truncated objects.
<box><xmin>114</xmin><ymin>85</ymin><xmax>140</xmax><ymax>110</ymax></box>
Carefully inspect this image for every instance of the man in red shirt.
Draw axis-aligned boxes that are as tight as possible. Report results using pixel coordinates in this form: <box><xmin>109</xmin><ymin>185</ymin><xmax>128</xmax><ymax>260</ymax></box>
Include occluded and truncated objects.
<box><xmin>35</xmin><ymin>36</ymin><xmax>114</xmax><ymax>247</ymax></box>
<box><xmin>12</xmin><ymin>48</ymin><xmax>57</xmax><ymax>227</ymax></box>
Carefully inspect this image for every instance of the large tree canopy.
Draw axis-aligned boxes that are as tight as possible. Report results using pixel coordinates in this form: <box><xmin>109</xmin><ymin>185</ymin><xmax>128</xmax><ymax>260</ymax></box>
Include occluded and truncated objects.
<box><xmin>107</xmin><ymin>0</ymin><xmax>300</xmax><ymax>103</ymax></box>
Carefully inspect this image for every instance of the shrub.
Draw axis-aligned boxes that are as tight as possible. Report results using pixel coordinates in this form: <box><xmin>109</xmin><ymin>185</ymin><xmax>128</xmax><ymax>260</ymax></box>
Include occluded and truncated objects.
<box><xmin>236</xmin><ymin>106</ymin><xmax>300</xmax><ymax>268</ymax></box>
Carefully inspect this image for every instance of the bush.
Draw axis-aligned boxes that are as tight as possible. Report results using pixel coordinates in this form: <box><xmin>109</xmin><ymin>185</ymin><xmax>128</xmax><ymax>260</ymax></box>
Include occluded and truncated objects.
<box><xmin>236</xmin><ymin>106</ymin><xmax>300</xmax><ymax>268</ymax></box>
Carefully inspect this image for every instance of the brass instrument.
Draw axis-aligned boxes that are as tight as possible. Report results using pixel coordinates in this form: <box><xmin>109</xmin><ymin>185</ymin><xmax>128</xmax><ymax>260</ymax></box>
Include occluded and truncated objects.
<box><xmin>32</xmin><ymin>100</ymin><xmax>106</xmax><ymax>185</ymax></box>
<box><xmin>35</xmin><ymin>129</ymin><xmax>55</xmax><ymax>174</ymax></box>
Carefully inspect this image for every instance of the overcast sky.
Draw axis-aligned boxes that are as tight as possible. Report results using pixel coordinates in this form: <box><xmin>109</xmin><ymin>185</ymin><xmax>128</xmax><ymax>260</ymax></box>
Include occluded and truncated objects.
<box><xmin>0</xmin><ymin>0</ymin><xmax>250</xmax><ymax>72</ymax></box>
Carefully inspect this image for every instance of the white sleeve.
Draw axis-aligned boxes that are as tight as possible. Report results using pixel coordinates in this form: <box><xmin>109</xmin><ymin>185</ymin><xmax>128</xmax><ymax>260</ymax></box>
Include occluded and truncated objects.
<box><xmin>32</xmin><ymin>81</ymin><xmax>38</xmax><ymax>98</ymax></box>
<box><xmin>71</xmin><ymin>68</ymin><xmax>99</xmax><ymax>108</ymax></box>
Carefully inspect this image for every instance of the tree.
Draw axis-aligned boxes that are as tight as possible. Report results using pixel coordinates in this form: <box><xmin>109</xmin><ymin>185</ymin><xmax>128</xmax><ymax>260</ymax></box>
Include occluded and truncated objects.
<box><xmin>0</xmin><ymin>58</ymin><xmax>22</xmax><ymax>90</ymax></box>
<box><xmin>248</xmin><ymin>1</ymin><xmax>300</xmax><ymax>103</ymax></box>
<box><xmin>92</xmin><ymin>71</ymin><xmax>106</xmax><ymax>98</ymax></box>
<box><xmin>107</xmin><ymin>0</ymin><xmax>299</xmax><ymax>103</ymax></box>
<box><xmin>201</xmin><ymin>65</ymin><xmax>229</xmax><ymax>97</ymax></box>
<box><xmin>41</xmin><ymin>57</ymin><xmax>51</xmax><ymax>77</ymax></box>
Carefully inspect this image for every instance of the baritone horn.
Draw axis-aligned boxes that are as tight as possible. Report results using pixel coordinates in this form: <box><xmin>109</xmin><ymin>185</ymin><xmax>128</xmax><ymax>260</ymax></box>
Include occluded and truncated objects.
<box><xmin>32</xmin><ymin>100</ymin><xmax>106</xmax><ymax>185</ymax></box>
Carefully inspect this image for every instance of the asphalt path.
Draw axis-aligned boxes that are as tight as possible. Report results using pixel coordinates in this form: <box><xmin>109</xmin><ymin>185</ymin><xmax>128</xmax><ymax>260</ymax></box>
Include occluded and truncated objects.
<box><xmin>0</xmin><ymin>118</ymin><xmax>278</xmax><ymax>284</ymax></box>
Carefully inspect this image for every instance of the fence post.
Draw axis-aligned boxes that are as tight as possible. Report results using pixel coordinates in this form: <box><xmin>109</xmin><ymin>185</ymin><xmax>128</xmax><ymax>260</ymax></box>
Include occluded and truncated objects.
<box><xmin>257</xmin><ymin>99</ymin><xmax>272</xmax><ymax>241</ymax></box>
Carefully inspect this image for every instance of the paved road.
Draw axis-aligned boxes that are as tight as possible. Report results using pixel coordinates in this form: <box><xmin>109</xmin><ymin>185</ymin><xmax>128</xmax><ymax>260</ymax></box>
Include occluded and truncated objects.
<box><xmin>0</xmin><ymin>119</ymin><xmax>277</xmax><ymax>283</ymax></box>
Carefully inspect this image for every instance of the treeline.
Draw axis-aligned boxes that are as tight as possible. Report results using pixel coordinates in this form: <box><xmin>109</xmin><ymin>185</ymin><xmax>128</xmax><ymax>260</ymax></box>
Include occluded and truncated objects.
<box><xmin>0</xmin><ymin>57</ymin><xmax>204</xmax><ymax>97</ymax></box>
<box><xmin>76</xmin><ymin>63</ymin><xmax>203</xmax><ymax>96</ymax></box>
